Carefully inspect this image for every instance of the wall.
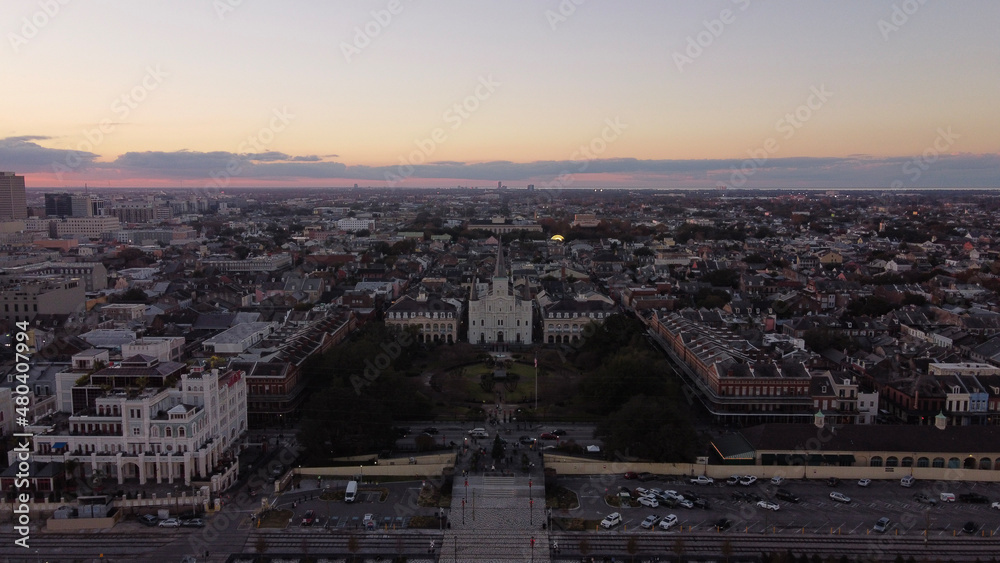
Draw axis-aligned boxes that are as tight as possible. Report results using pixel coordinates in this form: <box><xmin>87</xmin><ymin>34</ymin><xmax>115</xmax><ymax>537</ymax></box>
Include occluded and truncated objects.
<box><xmin>543</xmin><ymin>454</ymin><xmax>1000</xmax><ymax>483</ymax></box>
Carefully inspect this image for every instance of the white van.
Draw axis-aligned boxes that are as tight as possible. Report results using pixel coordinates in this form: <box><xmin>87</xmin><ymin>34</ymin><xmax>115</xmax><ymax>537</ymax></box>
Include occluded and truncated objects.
<box><xmin>344</xmin><ymin>480</ymin><xmax>358</xmax><ymax>503</ymax></box>
<box><xmin>900</xmin><ymin>475</ymin><xmax>915</xmax><ymax>487</ymax></box>
<box><xmin>939</xmin><ymin>492</ymin><xmax>955</xmax><ymax>502</ymax></box>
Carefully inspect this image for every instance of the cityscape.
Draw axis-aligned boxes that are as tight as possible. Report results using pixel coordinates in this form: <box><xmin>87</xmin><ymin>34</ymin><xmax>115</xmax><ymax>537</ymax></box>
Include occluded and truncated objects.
<box><xmin>2</xmin><ymin>2</ymin><xmax>1000</xmax><ymax>563</ymax></box>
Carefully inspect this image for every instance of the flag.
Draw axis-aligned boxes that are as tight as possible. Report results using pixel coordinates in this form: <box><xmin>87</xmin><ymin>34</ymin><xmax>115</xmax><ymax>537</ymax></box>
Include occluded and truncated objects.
<box><xmin>534</xmin><ymin>356</ymin><xmax>538</xmax><ymax>368</ymax></box>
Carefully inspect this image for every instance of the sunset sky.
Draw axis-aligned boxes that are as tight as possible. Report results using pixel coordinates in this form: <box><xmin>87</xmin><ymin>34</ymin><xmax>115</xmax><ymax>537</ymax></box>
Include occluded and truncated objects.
<box><xmin>2</xmin><ymin>0</ymin><xmax>998</xmax><ymax>189</ymax></box>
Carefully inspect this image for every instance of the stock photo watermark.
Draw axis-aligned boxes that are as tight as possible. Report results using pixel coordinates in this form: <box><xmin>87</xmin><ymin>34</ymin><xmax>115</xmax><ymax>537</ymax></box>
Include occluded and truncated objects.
<box><xmin>878</xmin><ymin>0</ymin><xmax>930</xmax><ymax>41</ymax></box>
<box><xmin>672</xmin><ymin>0</ymin><xmax>752</xmax><ymax>72</ymax></box>
<box><xmin>385</xmin><ymin>74</ymin><xmax>500</xmax><ymax>186</ymax></box>
<box><xmin>7</xmin><ymin>0</ymin><xmax>72</xmax><ymax>53</ymax></box>
<box><xmin>719</xmin><ymin>84</ymin><xmax>833</xmax><ymax>189</ymax></box>
<box><xmin>889</xmin><ymin>126</ymin><xmax>959</xmax><ymax>188</ymax></box>
<box><xmin>205</xmin><ymin>107</ymin><xmax>295</xmax><ymax>189</ymax></box>
<box><xmin>340</xmin><ymin>0</ymin><xmax>413</xmax><ymax>63</ymax></box>
<box><xmin>51</xmin><ymin>64</ymin><xmax>169</xmax><ymax>181</ymax></box>
<box><xmin>545</xmin><ymin>0</ymin><xmax>587</xmax><ymax>30</ymax></box>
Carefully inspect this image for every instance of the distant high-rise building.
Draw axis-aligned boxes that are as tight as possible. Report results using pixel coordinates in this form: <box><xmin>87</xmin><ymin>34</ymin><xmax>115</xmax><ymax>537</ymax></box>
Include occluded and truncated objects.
<box><xmin>45</xmin><ymin>193</ymin><xmax>72</xmax><ymax>217</ymax></box>
<box><xmin>0</xmin><ymin>172</ymin><xmax>27</xmax><ymax>220</ymax></box>
<box><xmin>45</xmin><ymin>193</ymin><xmax>92</xmax><ymax>218</ymax></box>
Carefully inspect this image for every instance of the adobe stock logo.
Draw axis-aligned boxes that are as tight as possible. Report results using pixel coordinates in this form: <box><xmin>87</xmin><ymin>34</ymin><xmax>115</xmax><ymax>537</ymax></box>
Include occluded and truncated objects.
<box><xmin>7</xmin><ymin>0</ymin><xmax>72</xmax><ymax>53</ymax></box>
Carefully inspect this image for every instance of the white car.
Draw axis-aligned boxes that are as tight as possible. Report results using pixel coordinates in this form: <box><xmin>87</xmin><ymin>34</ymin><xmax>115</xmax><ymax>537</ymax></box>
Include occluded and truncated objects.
<box><xmin>991</xmin><ymin>501</ymin><xmax>1000</xmax><ymax>510</ymax></box>
<box><xmin>677</xmin><ymin>499</ymin><xmax>694</xmax><ymax>509</ymax></box>
<box><xmin>640</xmin><ymin>514</ymin><xmax>661</xmax><ymax>529</ymax></box>
<box><xmin>770</xmin><ymin>476</ymin><xmax>784</xmax><ymax>485</ymax></box>
<box><xmin>468</xmin><ymin>428</ymin><xmax>489</xmax><ymax>439</ymax></box>
<box><xmin>857</xmin><ymin>478</ymin><xmax>872</xmax><ymax>487</ymax></box>
<box><xmin>756</xmin><ymin>500</ymin><xmax>780</xmax><ymax>511</ymax></box>
<box><xmin>690</xmin><ymin>475</ymin><xmax>714</xmax><ymax>485</ymax></box>
<box><xmin>659</xmin><ymin>514</ymin><xmax>679</xmax><ymax>530</ymax></box>
<box><xmin>158</xmin><ymin>518</ymin><xmax>181</xmax><ymax>528</ymax></box>
<box><xmin>600</xmin><ymin>512</ymin><xmax>622</xmax><ymax>529</ymax></box>
<box><xmin>638</xmin><ymin>495</ymin><xmax>659</xmax><ymax>508</ymax></box>
<box><xmin>634</xmin><ymin>487</ymin><xmax>650</xmax><ymax>497</ymax></box>
<box><xmin>830</xmin><ymin>492</ymin><xmax>851</xmax><ymax>503</ymax></box>
<box><xmin>739</xmin><ymin>475</ymin><xmax>757</xmax><ymax>486</ymax></box>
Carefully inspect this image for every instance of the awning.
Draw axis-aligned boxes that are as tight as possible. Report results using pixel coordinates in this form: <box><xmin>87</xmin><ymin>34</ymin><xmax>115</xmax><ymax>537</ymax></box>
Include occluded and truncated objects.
<box><xmin>807</xmin><ymin>454</ymin><xmax>824</xmax><ymax>465</ymax></box>
<box><xmin>839</xmin><ymin>454</ymin><xmax>856</xmax><ymax>466</ymax></box>
<box><xmin>823</xmin><ymin>455</ymin><xmax>840</xmax><ymax>465</ymax></box>
<box><xmin>761</xmin><ymin>454</ymin><xmax>777</xmax><ymax>465</ymax></box>
<box><xmin>53</xmin><ymin>442</ymin><xmax>67</xmax><ymax>449</ymax></box>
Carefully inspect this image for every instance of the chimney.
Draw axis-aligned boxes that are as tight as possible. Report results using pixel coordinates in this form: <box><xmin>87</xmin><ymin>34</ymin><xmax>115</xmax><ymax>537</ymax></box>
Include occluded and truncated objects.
<box><xmin>814</xmin><ymin>410</ymin><xmax>825</xmax><ymax>428</ymax></box>
<box><xmin>934</xmin><ymin>411</ymin><xmax>947</xmax><ymax>430</ymax></box>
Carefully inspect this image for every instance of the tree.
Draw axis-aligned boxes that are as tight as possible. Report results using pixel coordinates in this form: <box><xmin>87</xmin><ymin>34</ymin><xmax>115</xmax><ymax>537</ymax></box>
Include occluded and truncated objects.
<box><xmin>626</xmin><ymin>535</ymin><xmax>639</xmax><ymax>562</ymax></box>
<box><xmin>597</xmin><ymin>395</ymin><xmax>700</xmax><ymax>462</ymax></box>
<box><xmin>672</xmin><ymin>537</ymin><xmax>685</xmax><ymax>562</ymax></box>
<box><xmin>254</xmin><ymin>535</ymin><xmax>268</xmax><ymax>562</ymax></box>
<box><xmin>491</xmin><ymin>434</ymin><xmax>504</xmax><ymax>463</ymax></box>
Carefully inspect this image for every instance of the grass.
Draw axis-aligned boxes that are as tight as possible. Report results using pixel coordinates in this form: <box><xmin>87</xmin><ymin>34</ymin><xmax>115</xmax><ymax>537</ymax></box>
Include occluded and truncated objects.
<box><xmin>407</xmin><ymin>515</ymin><xmax>447</xmax><ymax>529</ymax></box>
<box><xmin>545</xmin><ymin>486</ymin><xmax>580</xmax><ymax>510</ymax></box>
<box><xmin>416</xmin><ymin>484</ymin><xmax>452</xmax><ymax>508</ymax></box>
<box><xmin>257</xmin><ymin>508</ymin><xmax>292</xmax><ymax>529</ymax></box>
<box><xmin>552</xmin><ymin>517</ymin><xmax>602</xmax><ymax>531</ymax></box>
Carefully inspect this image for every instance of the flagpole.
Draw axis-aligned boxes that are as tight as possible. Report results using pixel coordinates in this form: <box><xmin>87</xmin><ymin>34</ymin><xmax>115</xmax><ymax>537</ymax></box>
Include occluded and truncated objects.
<box><xmin>534</xmin><ymin>354</ymin><xmax>538</xmax><ymax>411</ymax></box>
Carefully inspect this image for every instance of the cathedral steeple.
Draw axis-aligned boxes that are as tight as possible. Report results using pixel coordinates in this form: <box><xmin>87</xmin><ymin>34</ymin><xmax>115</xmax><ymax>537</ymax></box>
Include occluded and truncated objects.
<box><xmin>492</xmin><ymin>243</ymin><xmax>509</xmax><ymax>296</ymax></box>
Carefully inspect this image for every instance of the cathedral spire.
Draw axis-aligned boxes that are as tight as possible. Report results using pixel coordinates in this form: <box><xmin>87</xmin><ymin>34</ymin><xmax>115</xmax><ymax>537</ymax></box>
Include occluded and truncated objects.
<box><xmin>494</xmin><ymin>242</ymin><xmax>507</xmax><ymax>279</ymax></box>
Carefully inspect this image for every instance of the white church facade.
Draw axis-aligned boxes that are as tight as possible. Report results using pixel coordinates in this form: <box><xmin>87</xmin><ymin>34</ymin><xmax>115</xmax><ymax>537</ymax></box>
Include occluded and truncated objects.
<box><xmin>468</xmin><ymin>245</ymin><xmax>533</xmax><ymax>344</ymax></box>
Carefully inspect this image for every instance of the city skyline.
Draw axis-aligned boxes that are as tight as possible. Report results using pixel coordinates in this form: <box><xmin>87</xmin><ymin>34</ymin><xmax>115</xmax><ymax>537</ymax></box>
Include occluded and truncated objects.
<box><xmin>2</xmin><ymin>1</ymin><xmax>999</xmax><ymax>189</ymax></box>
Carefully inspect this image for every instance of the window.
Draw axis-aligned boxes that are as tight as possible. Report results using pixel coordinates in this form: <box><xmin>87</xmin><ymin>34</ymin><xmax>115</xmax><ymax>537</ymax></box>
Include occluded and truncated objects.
<box><xmin>932</xmin><ymin>457</ymin><xmax>945</xmax><ymax>468</ymax></box>
<box><xmin>133</xmin><ymin>428</ymin><xmax>140</xmax><ymax>436</ymax></box>
<box><xmin>870</xmin><ymin>456</ymin><xmax>883</xmax><ymax>467</ymax></box>
<box><xmin>885</xmin><ymin>456</ymin><xmax>898</xmax><ymax>467</ymax></box>
<box><xmin>916</xmin><ymin>457</ymin><xmax>929</xmax><ymax>468</ymax></box>
<box><xmin>901</xmin><ymin>457</ymin><xmax>913</xmax><ymax>468</ymax></box>
<box><xmin>947</xmin><ymin>457</ymin><xmax>960</xmax><ymax>469</ymax></box>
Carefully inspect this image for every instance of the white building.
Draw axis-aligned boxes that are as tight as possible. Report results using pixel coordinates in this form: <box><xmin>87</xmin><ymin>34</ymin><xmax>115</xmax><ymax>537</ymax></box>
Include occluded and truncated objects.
<box><xmin>203</xmin><ymin>322</ymin><xmax>277</xmax><ymax>355</ymax></box>
<box><xmin>20</xmin><ymin>355</ymin><xmax>247</xmax><ymax>491</ymax></box>
<box><xmin>467</xmin><ymin>245</ymin><xmax>533</xmax><ymax>345</ymax></box>
<box><xmin>122</xmin><ymin>336</ymin><xmax>186</xmax><ymax>363</ymax></box>
<box><xmin>336</xmin><ymin>217</ymin><xmax>375</xmax><ymax>232</ymax></box>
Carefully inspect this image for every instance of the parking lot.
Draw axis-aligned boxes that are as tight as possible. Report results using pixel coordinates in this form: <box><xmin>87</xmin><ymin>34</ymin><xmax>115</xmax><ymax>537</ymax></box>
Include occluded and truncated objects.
<box><xmin>558</xmin><ymin>474</ymin><xmax>1000</xmax><ymax>537</ymax></box>
<box><xmin>249</xmin><ymin>480</ymin><xmax>445</xmax><ymax>532</ymax></box>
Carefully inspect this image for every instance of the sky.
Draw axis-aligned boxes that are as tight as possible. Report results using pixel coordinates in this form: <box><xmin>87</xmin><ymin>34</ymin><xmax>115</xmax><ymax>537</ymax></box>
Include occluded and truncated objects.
<box><xmin>2</xmin><ymin>0</ymin><xmax>998</xmax><ymax>189</ymax></box>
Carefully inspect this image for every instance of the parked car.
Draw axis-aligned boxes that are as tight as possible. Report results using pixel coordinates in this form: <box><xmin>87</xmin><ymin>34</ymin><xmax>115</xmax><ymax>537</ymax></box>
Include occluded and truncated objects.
<box><xmin>914</xmin><ymin>493</ymin><xmax>938</xmax><ymax>505</ymax></box>
<box><xmin>690</xmin><ymin>475</ymin><xmax>714</xmax><ymax>485</ymax></box>
<box><xmin>770</xmin><ymin>476</ymin><xmax>784</xmax><ymax>485</ymax></box>
<box><xmin>469</xmin><ymin>428</ymin><xmax>489</xmax><ymax>439</ymax></box>
<box><xmin>726</xmin><ymin>475</ymin><xmax>741</xmax><ymax>486</ymax></box>
<box><xmin>640</xmin><ymin>514</ymin><xmax>662</xmax><ymax>529</ymax></box>
<box><xmin>874</xmin><ymin>517</ymin><xmax>890</xmax><ymax>533</ymax></box>
<box><xmin>829</xmin><ymin>492</ymin><xmax>851</xmax><ymax>503</ymax></box>
<box><xmin>138</xmin><ymin>514</ymin><xmax>158</xmax><ymax>527</ymax></box>
<box><xmin>539</xmin><ymin>432</ymin><xmax>558</xmax><ymax>440</ymax></box>
<box><xmin>826</xmin><ymin>477</ymin><xmax>840</xmax><ymax>487</ymax></box>
<box><xmin>519</xmin><ymin>435</ymin><xmax>536</xmax><ymax>445</ymax></box>
<box><xmin>757</xmin><ymin>500</ymin><xmax>780</xmax><ymax>511</ymax></box>
<box><xmin>600</xmin><ymin>512</ymin><xmax>622</xmax><ymax>529</ymax></box>
<box><xmin>677</xmin><ymin>499</ymin><xmax>694</xmax><ymax>509</ymax></box>
<box><xmin>637</xmin><ymin>472</ymin><xmax>655</xmax><ymax>482</ymax></box>
<box><xmin>693</xmin><ymin>498</ymin><xmax>711</xmax><ymax>509</ymax></box>
<box><xmin>962</xmin><ymin>521</ymin><xmax>979</xmax><ymax>534</ymax></box>
<box><xmin>623</xmin><ymin>471</ymin><xmax>639</xmax><ymax>480</ymax></box>
<box><xmin>659</xmin><ymin>514</ymin><xmax>679</xmax><ymax>530</ymax></box>
<box><xmin>158</xmin><ymin>518</ymin><xmax>181</xmax><ymax>528</ymax></box>
<box><xmin>181</xmin><ymin>518</ymin><xmax>205</xmax><ymax>528</ymax></box>
<box><xmin>857</xmin><ymin>478</ymin><xmax>872</xmax><ymax>487</ymax></box>
<box><xmin>958</xmin><ymin>492</ymin><xmax>989</xmax><ymax>504</ymax></box>
<box><xmin>363</xmin><ymin>513</ymin><xmax>375</xmax><ymax>530</ymax></box>
<box><xmin>301</xmin><ymin>510</ymin><xmax>316</xmax><ymax>526</ymax></box>
<box><xmin>776</xmin><ymin>489</ymin><xmax>799</xmax><ymax>503</ymax></box>
<box><xmin>638</xmin><ymin>495</ymin><xmax>659</xmax><ymax>508</ymax></box>
<box><xmin>739</xmin><ymin>475</ymin><xmax>757</xmax><ymax>486</ymax></box>
<box><xmin>900</xmin><ymin>475</ymin><xmax>915</xmax><ymax>487</ymax></box>
<box><xmin>990</xmin><ymin>501</ymin><xmax>1000</xmax><ymax>510</ymax></box>
<box><xmin>940</xmin><ymin>493</ymin><xmax>956</xmax><ymax>502</ymax></box>
<box><xmin>714</xmin><ymin>518</ymin><xmax>733</xmax><ymax>531</ymax></box>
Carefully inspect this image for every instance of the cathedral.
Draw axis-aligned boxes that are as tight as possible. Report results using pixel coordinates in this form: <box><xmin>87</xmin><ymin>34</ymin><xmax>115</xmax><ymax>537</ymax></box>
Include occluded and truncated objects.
<box><xmin>468</xmin><ymin>244</ymin><xmax>533</xmax><ymax>345</ymax></box>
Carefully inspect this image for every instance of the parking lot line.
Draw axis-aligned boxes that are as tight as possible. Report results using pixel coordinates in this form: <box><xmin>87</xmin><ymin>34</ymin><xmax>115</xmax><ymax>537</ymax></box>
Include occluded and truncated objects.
<box><xmin>850</xmin><ymin>522</ymin><xmax>864</xmax><ymax>534</ymax></box>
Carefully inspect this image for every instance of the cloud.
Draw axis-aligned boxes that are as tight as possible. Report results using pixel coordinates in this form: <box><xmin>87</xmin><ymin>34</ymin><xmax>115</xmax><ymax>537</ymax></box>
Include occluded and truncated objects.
<box><xmin>13</xmin><ymin>145</ymin><xmax>999</xmax><ymax>188</ymax></box>
<box><xmin>0</xmin><ymin>136</ymin><xmax>99</xmax><ymax>171</ymax></box>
